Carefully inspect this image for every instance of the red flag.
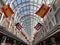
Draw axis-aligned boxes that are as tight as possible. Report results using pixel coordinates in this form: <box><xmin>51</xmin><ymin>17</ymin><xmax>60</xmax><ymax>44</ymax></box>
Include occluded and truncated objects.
<box><xmin>15</xmin><ymin>23</ymin><xmax>22</xmax><ymax>30</ymax></box>
<box><xmin>34</xmin><ymin>23</ymin><xmax>42</xmax><ymax>30</ymax></box>
<box><xmin>20</xmin><ymin>31</ymin><xmax>25</xmax><ymax>37</ymax></box>
<box><xmin>2</xmin><ymin>4</ymin><xmax>14</xmax><ymax>18</ymax></box>
<box><xmin>35</xmin><ymin>4</ymin><xmax>50</xmax><ymax>18</ymax></box>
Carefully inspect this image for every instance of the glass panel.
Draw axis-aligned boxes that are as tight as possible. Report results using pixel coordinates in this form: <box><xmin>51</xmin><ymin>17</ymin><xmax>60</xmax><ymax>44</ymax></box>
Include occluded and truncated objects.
<box><xmin>34</xmin><ymin>0</ymin><xmax>37</xmax><ymax>2</ymax></box>
<box><xmin>30</xmin><ymin>5</ymin><xmax>34</xmax><ymax>10</ymax></box>
<box><xmin>26</xmin><ymin>6</ymin><xmax>30</xmax><ymax>10</ymax></box>
<box><xmin>22</xmin><ymin>7</ymin><xmax>24</xmax><ymax>11</ymax></box>
<box><xmin>24</xmin><ymin>6</ymin><xmax>27</xmax><ymax>10</ymax></box>
<box><xmin>34</xmin><ymin>7</ymin><xmax>37</xmax><ymax>11</ymax></box>
<box><xmin>26</xmin><ymin>0</ymin><xmax>29</xmax><ymax>2</ymax></box>
<box><xmin>8</xmin><ymin>0</ymin><xmax>12</xmax><ymax>4</ymax></box>
<box><xmin>14</xmin><ymin>1</ymin><xmax>18</xmax><ymax>7</ymax></box>
<box><xmin>38</xmin><ymin>0</ymin><xmax>42</xmax><ymax>4</ymax></box>
<box><xmin>17</xmin><ymin>0</ymin><xmax>22</xmax><ymax>4</ymax></box>
<box><xmin>22</xmin><ymin>0</ymin><xmax>26</xmax><ymax>2</ymax></box>
<box><xmin>11</xmin><ymin>4</ymin><xmax>15</xmax><ymax>10</ymax></box>
<box><xmin>20</xmin><ymin>8</ymin><xmax>23</xmax><ymax>12</ymax></box>
<box><xmin>30</xmin><ymin>0</ymin><xmax>33</xmax><ymax>2</ymax></box>
<box><xmin>27</xmin><ymin>10</ymin><xmax>30</xmax><ymax>14</ymax></box>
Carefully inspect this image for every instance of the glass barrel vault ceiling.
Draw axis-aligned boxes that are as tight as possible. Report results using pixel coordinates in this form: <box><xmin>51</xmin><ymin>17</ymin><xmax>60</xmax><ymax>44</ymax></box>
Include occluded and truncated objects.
<box><xmin>6</xmin><ymin>0</ymin><xmax>55</xmax><ymax>40</ymax></box>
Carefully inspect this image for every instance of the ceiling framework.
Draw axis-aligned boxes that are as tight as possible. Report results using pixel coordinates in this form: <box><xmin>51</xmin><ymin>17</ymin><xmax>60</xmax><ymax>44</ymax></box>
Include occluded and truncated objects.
<box><xmin>1</xmin><ymin>0</ymin><xmax>56</xmax><ymax>43</ymax></box>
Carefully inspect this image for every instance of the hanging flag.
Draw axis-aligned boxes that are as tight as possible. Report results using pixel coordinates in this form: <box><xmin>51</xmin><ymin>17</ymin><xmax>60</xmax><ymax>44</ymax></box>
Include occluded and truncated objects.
<box><xmin>35</xmin><ymin>4</ymin><xmax>50</xmax><ymax>18</ymax></box>
<box><xmin>34</xmin><ymin>23</ymin><xmax>42</xmax><ymax>30</ymax></box>
<box><xmin>15</xmin><ymin>23</ymin><xmax>22</xmax><ymax>30</ymax></box>
<box><xmin>20</xmin><ymin>31</ymin><xmax>25</xmax><ymax>37</ymax></box>
<box><xmin>2</xmin><ymin>4</ymin><xmax>14</xmax><ymax>18</ymax></box>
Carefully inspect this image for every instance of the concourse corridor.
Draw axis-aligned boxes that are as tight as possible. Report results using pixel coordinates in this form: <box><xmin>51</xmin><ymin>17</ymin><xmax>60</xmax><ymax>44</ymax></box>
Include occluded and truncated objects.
<box><xmin>0</xmin><ymin>0</ymin><xmax>60</xmax><ymax>45</ymax></box>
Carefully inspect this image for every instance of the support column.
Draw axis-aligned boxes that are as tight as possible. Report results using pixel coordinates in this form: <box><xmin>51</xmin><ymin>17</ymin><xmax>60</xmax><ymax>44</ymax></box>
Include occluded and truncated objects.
<box><xmin>43</xmin><ymin>41</ymin><xmax>46</xmax><ymax>45</ymax></box>
<box><xmin>51</xmin><ymin>37</ymin><xmax>56</xmax><ymax>45</ymax></box>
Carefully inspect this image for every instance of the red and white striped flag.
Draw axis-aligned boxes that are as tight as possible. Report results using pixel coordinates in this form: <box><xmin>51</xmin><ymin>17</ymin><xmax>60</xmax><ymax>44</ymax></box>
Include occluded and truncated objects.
<box><xmin>34</xmin><ymin>23</ymin><xmax>42</xmax><ymax>30</ymax></box>
<box><xmin>15</xmin><ymin>23</ymin><xmax>22</xmax><ymax>30</ymax></box>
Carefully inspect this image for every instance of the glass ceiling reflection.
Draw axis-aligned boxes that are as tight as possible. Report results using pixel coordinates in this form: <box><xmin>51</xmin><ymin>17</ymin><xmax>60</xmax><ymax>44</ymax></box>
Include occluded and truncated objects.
<box><xmin>7</xmin><ymin>0</ymin><xmax>55</xmax><ymax>39</ymax></box>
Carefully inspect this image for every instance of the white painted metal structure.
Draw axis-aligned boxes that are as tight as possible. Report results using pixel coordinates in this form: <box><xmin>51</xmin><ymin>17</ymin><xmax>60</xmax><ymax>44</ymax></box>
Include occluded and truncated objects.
<box><xmin>0</xmin><ymin>0</ymin><xmax>56</xmax><ymax>44</ymax></box>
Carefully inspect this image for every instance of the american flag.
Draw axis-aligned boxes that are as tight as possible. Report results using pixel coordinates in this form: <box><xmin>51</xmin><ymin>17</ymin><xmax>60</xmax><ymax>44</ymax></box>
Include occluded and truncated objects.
<box><xmin>34</xmin><ymin>23</ymin><xmax>42</xmax><ymax>30</ymax></box>
<box><xmin>15</xmin><ymin>23</ymin><xmax>22</xmax><ymax>30</ymax></box>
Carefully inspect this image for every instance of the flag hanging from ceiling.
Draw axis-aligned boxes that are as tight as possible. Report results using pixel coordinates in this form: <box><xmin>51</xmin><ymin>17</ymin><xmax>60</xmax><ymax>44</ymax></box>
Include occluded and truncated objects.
<box><xmin>15</xmin><ymin>23</ymin><xmax>22</xmax><ymax>30</ymax></box>
<box><xmin>2</xmin><ymin>4</ymin><xmax>14</xmax><ymax>18</ymax></box>
<box><xmin>35</xmin><ymin>4</ymin><xmax>50</xmax><ymax>18</ymax></box>
<box><xmin>20</xmin><ymin>31</ymin><xmax>25</xmax><ymax>37</ymax></box>
<box><xmin>34</xmin><ymin>23</ymin><xmax>42</xmax><ymax>30</ymax></box>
